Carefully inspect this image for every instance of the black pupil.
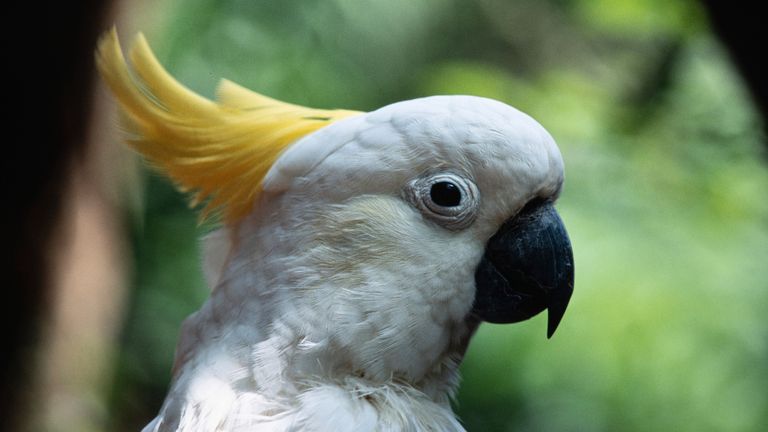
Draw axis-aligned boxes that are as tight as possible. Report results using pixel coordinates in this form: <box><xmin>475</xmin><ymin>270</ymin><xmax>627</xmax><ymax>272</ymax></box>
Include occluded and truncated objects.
<box><xmin>430</xmin><ymin>182</ymin><xmax>462</xmax><ymax>207</ymax></box>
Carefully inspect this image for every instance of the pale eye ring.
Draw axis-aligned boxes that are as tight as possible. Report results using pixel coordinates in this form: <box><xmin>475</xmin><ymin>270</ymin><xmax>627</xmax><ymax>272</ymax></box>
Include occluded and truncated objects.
<box><xmin>405</xmin><ymin>173</ymin><xmax>480</xmax><ymax>231</ymax></box>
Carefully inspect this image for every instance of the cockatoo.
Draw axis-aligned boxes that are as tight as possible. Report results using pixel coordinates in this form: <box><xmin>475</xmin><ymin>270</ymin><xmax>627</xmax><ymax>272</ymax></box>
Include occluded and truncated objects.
<box><xmin>97</xmin><ymin>29</ymin><xmax>574</xmax><ymax>432</ymax></box>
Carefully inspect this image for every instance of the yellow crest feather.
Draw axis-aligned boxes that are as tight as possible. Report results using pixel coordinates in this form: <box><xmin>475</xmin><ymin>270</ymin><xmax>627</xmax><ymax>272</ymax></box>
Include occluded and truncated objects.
<box><xmin>96</xmin><ymin>28</ymin><xmax>362</xmax><ymax>223</ymax></box>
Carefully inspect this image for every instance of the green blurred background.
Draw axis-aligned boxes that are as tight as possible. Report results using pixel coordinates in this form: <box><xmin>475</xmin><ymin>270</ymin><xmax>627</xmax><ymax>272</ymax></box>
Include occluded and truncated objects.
<box><xmin>109</xmin><ymin>0</ymin><xmax>768</xmax><ymax>430</ymax></box>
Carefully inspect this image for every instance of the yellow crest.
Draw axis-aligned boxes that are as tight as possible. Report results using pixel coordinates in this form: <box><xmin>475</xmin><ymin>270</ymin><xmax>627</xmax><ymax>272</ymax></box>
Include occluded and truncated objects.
<box><xmin>96</xmin><ymin>29</ymin><xmax>362</xmax><ymax>223</ymax></box>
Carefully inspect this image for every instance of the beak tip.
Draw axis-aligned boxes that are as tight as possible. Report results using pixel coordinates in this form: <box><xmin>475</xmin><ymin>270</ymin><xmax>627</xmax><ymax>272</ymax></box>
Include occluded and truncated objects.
<box><xmin>546</xmin><ymin>319</ymin><xmax>558</xmax><ymax>339</ymax></box>
<box><xmin>546</xmin><ymin>295</ymin><xmax>570</xmax><ymax>339</ymax></box>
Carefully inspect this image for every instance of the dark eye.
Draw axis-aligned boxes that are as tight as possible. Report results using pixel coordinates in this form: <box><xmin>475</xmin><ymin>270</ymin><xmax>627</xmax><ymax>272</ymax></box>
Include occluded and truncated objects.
<box><xmin>430</xmin><ymin>181</ymin><xmax>462</xmax><ymax>207</ymax></box>
<box><xmin>404</xmin><ymin>172</ymin><xmax>480</xmax><ymax>231</ymax></box>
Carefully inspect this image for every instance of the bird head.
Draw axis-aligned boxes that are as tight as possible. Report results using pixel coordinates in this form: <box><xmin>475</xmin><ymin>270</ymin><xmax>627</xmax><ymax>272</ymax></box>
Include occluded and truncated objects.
<box><xmin>97</xmin><ymin>30</ymin><xmax>573</xmax><ymax>392</ymax></box>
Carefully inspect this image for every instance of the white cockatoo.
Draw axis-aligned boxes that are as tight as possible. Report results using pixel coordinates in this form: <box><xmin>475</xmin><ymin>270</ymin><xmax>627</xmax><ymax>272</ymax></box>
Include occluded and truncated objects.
<box><xmin>97</xmin><ymin>29</ymin><xmax>574</xmax><ymax>432</ymax></box>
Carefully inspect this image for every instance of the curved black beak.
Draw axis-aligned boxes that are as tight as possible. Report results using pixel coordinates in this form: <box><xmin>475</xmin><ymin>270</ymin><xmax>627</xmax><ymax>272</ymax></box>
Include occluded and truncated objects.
<box><xmin>472</xmin><ymin>199</ymin><xmax>574</xmax><ymax>338</ymax></box>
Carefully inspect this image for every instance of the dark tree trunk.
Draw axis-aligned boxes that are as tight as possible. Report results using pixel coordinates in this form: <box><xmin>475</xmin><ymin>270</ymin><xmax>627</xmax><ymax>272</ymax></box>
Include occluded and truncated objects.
<box><xmin>701</xmin><ymin>1</ymin><xmax>768</xmax><ymax>132</ymax></box>
<box><xmin>3</xmin><ymin>2</ymin><xmax>112</xmax><ymax>431</ymax></box>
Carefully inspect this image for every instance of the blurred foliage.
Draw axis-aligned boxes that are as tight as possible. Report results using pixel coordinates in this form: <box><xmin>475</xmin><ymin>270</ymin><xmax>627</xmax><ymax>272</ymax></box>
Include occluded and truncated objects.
<box><xmin>109</xmin><ymin>0</ymin><xmax>768</xmax><ymax>431</ymax></box>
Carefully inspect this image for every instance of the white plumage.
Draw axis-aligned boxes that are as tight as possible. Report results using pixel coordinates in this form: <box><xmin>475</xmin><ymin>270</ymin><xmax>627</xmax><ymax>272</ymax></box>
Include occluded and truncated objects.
<box><xmin>143</xmin><ymin>97</ymin><xmax>564</xmax><ymax>431</ymax></box>
<box><xmin>97</xmin><ymin>31</ymin><xmax>572</xmax><ymax>432</ymax></box>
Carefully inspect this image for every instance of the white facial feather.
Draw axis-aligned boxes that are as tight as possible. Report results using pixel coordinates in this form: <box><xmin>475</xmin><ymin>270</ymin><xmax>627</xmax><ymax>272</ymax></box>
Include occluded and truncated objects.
<box><xmin>155</xmin><ymin>95</ymin><xmax>564</xmax><ymax>432</ymax></box>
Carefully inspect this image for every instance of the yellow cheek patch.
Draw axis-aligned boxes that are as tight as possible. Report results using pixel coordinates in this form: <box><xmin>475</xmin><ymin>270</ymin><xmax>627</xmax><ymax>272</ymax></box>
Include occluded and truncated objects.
<box><xmin>96</xmin><ymin>28</ymin><xmax>362</xmax><ymax>223</ymax></box>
